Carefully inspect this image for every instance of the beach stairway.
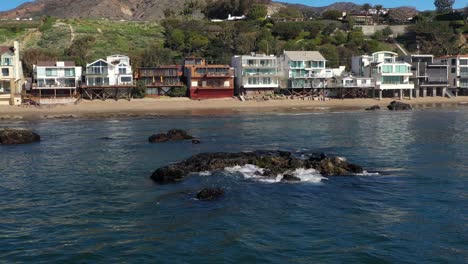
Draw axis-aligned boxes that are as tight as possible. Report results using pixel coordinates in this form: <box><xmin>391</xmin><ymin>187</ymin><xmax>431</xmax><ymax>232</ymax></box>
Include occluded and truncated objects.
<box><xmin>445</xmin><ymin>89</ymin><xmax>455</xmax><ymax>99</ymax></box>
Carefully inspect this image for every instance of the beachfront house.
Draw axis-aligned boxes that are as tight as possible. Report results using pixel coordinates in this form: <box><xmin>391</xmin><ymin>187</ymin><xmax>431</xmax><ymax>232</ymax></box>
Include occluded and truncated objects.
<box><xmin>32</xmin><ymin>61</ymin><xmax>82</xmax><ymax>104</ymax></box>
<box><xmin>398</xmin><ymin>55</ymin><xmax>450</xmax><ymax>97</ymax></box>
<box><xmin>85</xmin><ymin>55</ymin><xmax>133</xmax><ymax>86</ymax></box>
<box><xmin>231</xmin><ymin>53</ymin><xmax>279</xmax><ymax>96</ymax></box>
<box><xmin>0</xmin><ymin>41</ymin><xmax>24</xmax><ymax>105</ymax></box>
<box><xmin>183</xmin><ymin>57</ymin><xmax>235</xmax><ymax>99</ymax></box>
<box><xmin>134</xmin><ymin>66</ymin><xmax>185</xmax><ymax>97</ymax></box>
<box><xmin>352</xmin><ymin>51</ymin><xmax>414</xmax><ymax>99</ymax></box>
<box><xmin>434</xmin><ymin>55</ymin><xmax>468</xmax><ymax>96</ymax></box>
<box><xmin>280</xmin><ymin>51</ymin><xmax>334</xmax><ymax>89</ymax></box>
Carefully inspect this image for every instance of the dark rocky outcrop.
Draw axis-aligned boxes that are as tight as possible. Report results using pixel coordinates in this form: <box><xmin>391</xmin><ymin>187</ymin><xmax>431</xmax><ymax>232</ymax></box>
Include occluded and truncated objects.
<box><xmin>192</xmin><ymin>139</ymin><xmax>201</xmax><ymax>144</ymax></box>
<box><xmin>387</xmin><ymin>101</ymin><xmax>412</xmax><ymax>111</ymax></box>
<box><xmin>151</xmin><ymin>151</ymin><xmax>364</xmax><ymax>184</ymax></box>
<box><xmin>0</xmin><ymin>128</ymin><xmax>41</xmax><ymax>145</ymax></box>
<box><xmin>196</xmin><ymin>188</ymin><xmax>225</xmax><ymax>201</ymax></box>
<box><xmin>281</xmin><ymin>174</ymin><xmax>301</xmax><ymax>182</ymax></box>
<box><xmin>365</xmin><ymin>105</ymin><xmax>381</xmax><ymax>110</ymax></box>
<box><xmin>148</xmin><ymin>129</ymin><xmax>194</xmax><ymax>143</ymax></box>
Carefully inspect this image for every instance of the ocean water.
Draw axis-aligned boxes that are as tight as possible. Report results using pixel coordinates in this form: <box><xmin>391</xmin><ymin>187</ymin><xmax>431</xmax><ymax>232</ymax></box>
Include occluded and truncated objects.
<box><xmin>0</xmin><ymin>108</ymin><xmax>467</xmax><ymax>263</ymax></box>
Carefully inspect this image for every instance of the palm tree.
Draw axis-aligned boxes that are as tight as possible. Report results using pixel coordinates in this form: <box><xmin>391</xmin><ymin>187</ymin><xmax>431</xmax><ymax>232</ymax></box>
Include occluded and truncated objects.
<box><xmin>375</xmin><ymin>5</ymin><xmax>383</xmax><ymax>24</ymax></box>
<box><xmin>362</xmin><ymin>3</ymin><xmax>371</xmax><ymax>25</ymax></box>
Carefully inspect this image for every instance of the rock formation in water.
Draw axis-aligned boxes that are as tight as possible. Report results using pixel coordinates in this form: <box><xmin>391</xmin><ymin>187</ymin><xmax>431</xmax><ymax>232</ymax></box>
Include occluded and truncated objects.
<box><xmin>387</xmin><ymin>101</ymin><xmax>412</xmax><ymax>111</ymax></box>
<box><xmin>151</xmin><ymin>151</ymin><xmax>364</xmax><ymax>184</ymax></box>
<box><xmin>365</xmin><ymin>105</ymin><xmax>381</xmax><ymax>110</ymax></box>
<box><xmin>0</xmin><ymin>128</ymin><xmax>41</xmax><ymax>145</ymax></box>
<box><xmin>196</xmin><ymin>188</ymin><xmax>225</xmax><ymax>201</ymax></box>
<box><xmin>148</xmin><ymin>129</ymin><xmax>195</xmax><ymax>143</ymax></box>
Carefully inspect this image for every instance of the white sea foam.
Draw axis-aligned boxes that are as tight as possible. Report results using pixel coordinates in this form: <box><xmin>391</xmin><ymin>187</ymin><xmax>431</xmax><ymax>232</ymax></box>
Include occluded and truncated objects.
<box><xmin>199</xmin><ymin>171</ymin><xmax>212</xmax><ymax>176</ymax></box>
<box><xmin>224</xmin><ymin>164</ymin><xmax>326</xmax><ymax>184</ymax></box>
<box><xmin>355</xmin><ymin>170</ymin><xmax>380</xmax><ymax>176</ymax></box>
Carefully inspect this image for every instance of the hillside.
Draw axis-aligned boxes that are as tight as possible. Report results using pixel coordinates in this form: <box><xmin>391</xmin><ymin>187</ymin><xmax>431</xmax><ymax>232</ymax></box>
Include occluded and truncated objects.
<box><xmin>1</xmin><ymin>0</ymin><xmax>415</xmax><ymax>21</ymax></box>
<box><xmin>0</xmin><ymin>0</ymin><xmax>196</xmax><ymax>21</ymax></box>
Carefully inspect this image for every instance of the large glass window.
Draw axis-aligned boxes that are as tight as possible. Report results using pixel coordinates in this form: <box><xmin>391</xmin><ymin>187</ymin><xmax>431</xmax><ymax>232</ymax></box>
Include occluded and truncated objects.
<box><xmin>119</xmin><ymin>67</ymin><xmax>127</xmax><ymax>74</ymax></box>
<box><xmin>395</xmin><ymin>65</ymin><xmax>408</xmax><ymax>73</ymax></box>
<box><xmin>382</xmin><ymin>76</ymin><xmax>403</xmax><ymax>84</ymax></box>
<box><xmin>46</xmin><ymin>68</ymin><xmax>57</xmax><ymax>77</ymax></box>
<box><xmin>460</xmin><ymin>59</ymin><xmax>468</xmax><ymax>66</ymax></box>
<box><xmin>65</xmin><ymin>68</ymin><xmax>75</xmax><ymax>77</ymax></box>
<box><xmin>382</xmin><ymin>65</ymin><xmax>393</xmax><ymax>73</ymax></box>
<box><xmin>121</xmin><ymin>77</ymin><xmax>132</xmax><ymax>83</ymax></box>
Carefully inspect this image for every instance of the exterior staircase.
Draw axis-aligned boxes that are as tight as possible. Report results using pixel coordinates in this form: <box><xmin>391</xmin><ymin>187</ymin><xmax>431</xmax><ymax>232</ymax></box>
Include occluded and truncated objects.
<box><xmin>445</xmin><ymin>89</ymin><xmax>455</xmax><ymax>99</ymax></box>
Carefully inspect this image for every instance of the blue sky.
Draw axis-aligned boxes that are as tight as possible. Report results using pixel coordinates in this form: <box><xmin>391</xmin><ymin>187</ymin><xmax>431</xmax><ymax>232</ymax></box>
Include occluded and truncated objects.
<box><xmin>0</xmin><ymin>0</ymin><xmax>466</xmax><ymax>12</ymax></box>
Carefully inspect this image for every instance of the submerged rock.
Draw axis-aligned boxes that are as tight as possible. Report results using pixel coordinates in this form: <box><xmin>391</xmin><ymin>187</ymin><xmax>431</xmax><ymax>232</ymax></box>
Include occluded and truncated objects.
<box><xmin>387</xmin><ymin>101</ymin><xmax>412</xmax><ymax>111</ymax></box>
<box><xmin>192</xmin><ymin>139</ymin><xmax>201</xmax><ymax>144</ymax></box>
<box><xmin>365</xmin><ymin>105</ymin><xmax>381</xmax><ymax>111</ymax></box>
<box><xmin>196</xmin><ymin>188</ymin><xmax>225</xmax><ymax>201</ymax></box>
<box><xmin>0</xmin><ymin>128</ymin><xmax>41</xmax><ymax>145</ymax></box>
<box><xmin>150</xmin><ymin>151</ymin><xmax>364</xmax><ymax>184</ymax></box>
<box><xmin>148</xmin><ymin>129</ymin><xmax>194</xmax><ymax>143</ymax></box>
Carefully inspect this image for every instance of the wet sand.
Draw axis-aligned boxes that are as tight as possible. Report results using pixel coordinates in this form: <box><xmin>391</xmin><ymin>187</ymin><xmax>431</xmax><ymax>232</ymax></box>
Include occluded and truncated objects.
<box><xmin>1</xmin><ymin>97</ymin><xmax>467</xmax><ymax>120</ymax></box>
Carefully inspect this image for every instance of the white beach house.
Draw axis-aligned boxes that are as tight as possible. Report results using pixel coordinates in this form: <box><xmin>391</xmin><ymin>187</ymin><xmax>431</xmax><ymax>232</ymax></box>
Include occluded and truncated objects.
<box><xmin>352</xmin><ymin>51</ymin><xmax>413</xmax><ymax>99</ymax></box>
<box><xmin>0</xmin><ymin>41</ymin><xmax>24</xmax><ymax>105</ymax></box>
<box><xmin>33</xmin><ymin>61</ymin><xmax>82</xmax><ymax>103</ymax></box>
<box><xmin>85</xmin><ymin>54</ymin><xmax>133</xmax><ymax>86</ymax></box>
<box><xmin>231</xmin><ymin>53</ymin><xmax>279</xmax><ymax>95</ymax></box>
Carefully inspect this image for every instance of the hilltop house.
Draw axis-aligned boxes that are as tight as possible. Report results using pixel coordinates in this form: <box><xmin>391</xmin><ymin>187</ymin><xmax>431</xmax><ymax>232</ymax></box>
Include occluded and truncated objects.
<box><xmin>0</xmin><ymin>41</ymin><xmax>24</xmax><ymax>105</ymax></box>
<box><xmin>134</xmin><ymin>66</ymin><xmax>184</xmax><ymax>96</ymax></box>
<box><xmin>85</xmin><ymin>55</ymin><xmax>133</xmax><ymax>86</ymax></box>
<box><xmin>183</xmin><ymin>57</ymin><xmax>234</xmax><ymax>99</ymax></box>
<box><xmin>352</xmin><ymin>51</ymin><xmax>413</xmax><ymax>99</ymax></box>
<box><xmin>434</xmin><ymin>55</ymin><xmax>468</xmax><ymax>96</ymax></box>
<box><xmin>32</xmin><ymin>61</ymin><xmax>82</xmax><ymax>104</ymax></box>
<box><xmin>398</xmin><ymin>55</ymin><xmax>450</xmax><ymax>97</ymax></box>
<box><xmin>231</xmin><ymin>53</ymin><xmax>279</xmax><ymax>95</ymax></box>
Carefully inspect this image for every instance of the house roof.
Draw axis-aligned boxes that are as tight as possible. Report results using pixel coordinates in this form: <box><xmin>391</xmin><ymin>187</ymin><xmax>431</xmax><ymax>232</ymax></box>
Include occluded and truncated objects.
<box><xmin>87</xmin><ymin>58</ymin><xmax>109</xmax><ymax>67</ymax></box>
<box><xmin>284</xmin><ymin>51</ymin><xmax>326</xmax><ymax>61</ymax></box>
<box><xmin>37</xmin><ymin>61</ymin><xmax>76</xmax><ymax>67</ymax></box>
<box><xmin>0</xmin><ymin>46</ymin><xmax>14</xmax><ymax>55</ymax></box>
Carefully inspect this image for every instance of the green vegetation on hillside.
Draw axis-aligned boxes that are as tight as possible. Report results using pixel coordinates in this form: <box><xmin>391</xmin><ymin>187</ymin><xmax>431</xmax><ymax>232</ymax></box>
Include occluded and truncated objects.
<box><xmin>0</xmin><ymin>1</ymin><xmax>466</xmax><ymax>78</ymax></box>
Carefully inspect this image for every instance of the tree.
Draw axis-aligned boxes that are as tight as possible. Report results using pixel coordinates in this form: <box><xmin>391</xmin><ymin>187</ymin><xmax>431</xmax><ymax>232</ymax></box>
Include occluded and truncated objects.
<box><xmin>382</xmin><ymin>26</ymin><xmax>393</xmax><ymax>37</ymax></box>
<box><xmin>247</xmin><ymin>4</ymin><xmax>267</xmax><ymax>20</ymax></box>
<box><xmin>362</xmin><ymin>3</ymin><xmax>372</xmax><ymax>25</ymax></box>
<box><xmin>322</xmin><ymin>10</ymin><xmax>342</xmax><ymax>20</ymax></box>
<box><xmin>434</xmin><ymin>0</ymin><xmax>455</xmax><ymax>13</ymax></box>
<box><xmin>375</xmin><ymin>4</ymin><xmax>383</xmax><ymax>24</ymax></box>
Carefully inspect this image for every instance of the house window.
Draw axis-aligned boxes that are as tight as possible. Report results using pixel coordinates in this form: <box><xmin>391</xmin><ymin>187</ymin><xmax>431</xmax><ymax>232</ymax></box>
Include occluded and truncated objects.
<box><xmin>3</xmin><ymin>57</ymin><xmax>12</xmax><ymax>66</ymax></box>
<box><xmin>451</xmin><ymin>59</ymin><xmax>456</xmax><ymax>65</ymax></box>
<box><xmin>119</xmin><ymin>67</ymin><xmax>127</xmax><ymax>74</ymax></box>
<box><xmin>451</xmin><ymin>68</ymin><xmax>456</xmax><ymax>74</ymax></box>
<box><xmin>382</xmin><ymin>65</ymin><xmax>393</xmax><ymax>73</ymax></box>
<box><xmin>121</xmin><ymin>77</ymin><xmax>132</xmax><ymax>83</ymax></box>
<box><xmin>65</xmin><ymin>68</ymin><xmax>75</xmax><ymax>77</ymax></box>
<box><xmin>1</xmin><ymin>68</ymin><xmax>9</xmax><ymax>76</ymax></box>
<box><xmin>395</xmin><ymin>65</ymin><xmax>408</xmax><ymax>73</ymax></box>
<box><xmin>46</xmin><ymin>68</ymin><xmax>57</xmax><ymax>77</ymax></box>
<box><xmin>460</xmin><ymin>59</ymin><xmax>468</xmax><ymax>66</ymax></box>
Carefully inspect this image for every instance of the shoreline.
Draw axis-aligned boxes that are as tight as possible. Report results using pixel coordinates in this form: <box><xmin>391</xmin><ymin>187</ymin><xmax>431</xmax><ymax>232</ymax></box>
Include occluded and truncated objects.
<box><xmin>1</xmin><ymin>97</ymin><xmax>468</xmax><ymax>120</ymax></box>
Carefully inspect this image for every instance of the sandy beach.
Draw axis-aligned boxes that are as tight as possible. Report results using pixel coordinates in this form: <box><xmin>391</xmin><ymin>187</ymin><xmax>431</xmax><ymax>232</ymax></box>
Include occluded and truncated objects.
<box><xmin>1</xmin><ymin>97</ymin><xmax>468</xmax><ymax>120</ymax></box>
